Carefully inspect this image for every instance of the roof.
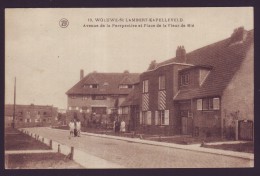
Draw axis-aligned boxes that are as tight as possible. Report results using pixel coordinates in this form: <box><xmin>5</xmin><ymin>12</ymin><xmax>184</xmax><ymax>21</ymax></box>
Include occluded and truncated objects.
<box><xmin>5</xmin><ymin>104</ymin><xmax>57</xmax><ymax>116</ymax></box>
<box><xmin>162</xmin><ymin>29</ymin><xmax>253</xmax><ymax>100</ymax></box>
<box><xmin>66</xmin><ymin>72</ymin><xmax>140</xmax><ymax>95</ymax></box>
<box><xmin>120</xmin><ymin>84</ymin><xmax>141</xmax><ymax>106</ymax></box>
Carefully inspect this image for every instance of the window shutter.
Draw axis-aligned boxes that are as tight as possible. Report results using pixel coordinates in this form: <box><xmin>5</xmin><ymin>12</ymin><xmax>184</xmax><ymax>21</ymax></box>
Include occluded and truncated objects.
<box><xmin>155</xmin><ymin>111</ymin><xmax>159</xmax><ymax>125</ymax></box>
<box><xmin>139</xmin><ymin>112</ymin><xmax>142</xmax><ymax>124</ymax></box>
<box><xmin>165</xmin><ymin>110</ymin><xmax>169</xmax><ymax>125</ymax></box>
<box><xmin>147</xmin><ymin>111</ymin><xmax>151</xmax><ymax>125</ymax></box>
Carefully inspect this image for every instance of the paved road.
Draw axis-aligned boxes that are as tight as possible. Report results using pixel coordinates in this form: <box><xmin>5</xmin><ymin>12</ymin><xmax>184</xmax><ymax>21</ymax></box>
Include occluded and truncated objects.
<box><xmin>24</xmin><ymin>127</ymin><xmax>253</xmax><ymax>168</ymax></box>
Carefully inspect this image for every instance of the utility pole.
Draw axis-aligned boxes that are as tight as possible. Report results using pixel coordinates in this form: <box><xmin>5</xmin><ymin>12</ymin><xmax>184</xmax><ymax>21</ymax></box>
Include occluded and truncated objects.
<box><xmin>12</xmin><ymin>77</ymin><xmax>16</xmax><ymax>128</ymax></box>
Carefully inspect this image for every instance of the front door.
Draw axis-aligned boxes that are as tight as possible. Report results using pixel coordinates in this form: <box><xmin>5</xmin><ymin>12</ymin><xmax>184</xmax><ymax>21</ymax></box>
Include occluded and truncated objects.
<box><xmin>181</xmin><ymin>116</ymin><xmax>188</xmax><ymax>134</ymax></box>
<box><xmin>181</xmin><ymin>115</ymin><xmax>193</xmax><ymax>135</ymax></box>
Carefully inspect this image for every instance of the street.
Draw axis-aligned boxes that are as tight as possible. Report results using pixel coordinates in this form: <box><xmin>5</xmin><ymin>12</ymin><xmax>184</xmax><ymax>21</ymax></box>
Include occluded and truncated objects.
<box><xmin>24</xmin><ymin>127</ymin><xmax>253</xmax><ymax>168</ymax></box>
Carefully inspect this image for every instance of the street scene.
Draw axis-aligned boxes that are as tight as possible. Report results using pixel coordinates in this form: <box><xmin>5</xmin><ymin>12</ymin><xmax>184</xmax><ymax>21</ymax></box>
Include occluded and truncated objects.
<box><xmin>5</xmin><ymin>8</ymin><xmax>254</xmax><ymax>169</ymax></box>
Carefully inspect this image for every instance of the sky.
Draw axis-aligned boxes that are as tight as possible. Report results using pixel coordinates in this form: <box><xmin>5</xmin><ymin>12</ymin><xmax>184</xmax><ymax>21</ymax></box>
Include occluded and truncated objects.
<box><xmin>5</xmin><ymin>7</ymin><xmax>253</xmax><ymax>109</ymax></box>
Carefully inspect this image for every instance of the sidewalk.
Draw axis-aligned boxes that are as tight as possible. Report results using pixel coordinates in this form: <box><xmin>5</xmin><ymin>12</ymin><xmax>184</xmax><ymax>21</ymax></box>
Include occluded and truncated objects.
<box><xmin>50</xmin><ymin>128</ymin><xmax>254</xmax><ymax>160</ymax></box>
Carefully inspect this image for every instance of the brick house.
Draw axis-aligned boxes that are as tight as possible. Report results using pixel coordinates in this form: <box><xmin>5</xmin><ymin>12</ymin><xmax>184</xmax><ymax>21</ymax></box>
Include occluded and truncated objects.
<box><xmin>138</xmin><ymin>27</ymin><xmax>254</xmax><ymax>139</ymax></box>
<box><xmin>66</xmin><ymin>70</ymin><xmax>140</xmax><ymax>126</ymax></box>
<box><xmin>5</xmin><ymin>104</ymin><xmax>58</xmax><ymax>128</ymax></box>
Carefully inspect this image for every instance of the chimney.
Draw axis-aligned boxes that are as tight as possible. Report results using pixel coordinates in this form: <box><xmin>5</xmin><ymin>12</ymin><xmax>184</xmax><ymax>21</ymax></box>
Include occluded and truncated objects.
<box><xmin>80</xmin><ymin>69</ymin><xmax>84</xmax><ymax>80</ymax></box>
<box><xmin>147</xmin><ymin>60</ymin><xmax>157</xmax><ymax>70</ymax></box>
<box><xmin>229</xmin><ymin>26</ymin><xmax>247</xmax><ymax>45</ymax></box>
<box><xmin>123</xmin><ymin>70</ymin><xmax>129</xmax><ymax>74</ymax></box>
<box><xmin>176</xmin><ymin>46</ymin><xmax>186</xmax><ymax>63</ymax></box>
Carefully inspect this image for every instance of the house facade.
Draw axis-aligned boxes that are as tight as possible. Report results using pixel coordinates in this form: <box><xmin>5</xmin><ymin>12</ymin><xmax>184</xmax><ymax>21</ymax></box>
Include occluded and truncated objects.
<box><xmin>66</xmin><ymin>70</ymin><xmax>140</xmax><ymax>126</ymax></box>
<box><xmin>137</xmin><ymin>27</ymin><xmax>254</xmax><ymax>139</ymax></box>
<box><xmin>5</xmin><ymin>104</ymin><xmax>58</xmax><ymax>128</ymax></box>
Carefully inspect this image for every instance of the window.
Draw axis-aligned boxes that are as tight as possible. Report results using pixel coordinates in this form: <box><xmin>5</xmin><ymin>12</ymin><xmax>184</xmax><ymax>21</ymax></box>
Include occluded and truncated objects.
<box><xmin>159</xmin><ymin>75</ymin><xmax>166</xmax><ymax>90</ymax></box>
<box><xmin>155</xmin><ymin>110</ymin><xmax>169</xmax><ymax>125</ymax></box>
<box><xmin>26</xmin><ymin>118</ymin><xmax>31</xmax><ymax>123</ymax></box>
<box><xmin>92</xmin><ymin>95</ymin><xmax>106</xmax><ymax>100</ymax></box>
<box><xmin>70</xmin><ymin>95</ymin><xmax>77</xmax><ymax>99</ymax></box>
<box><xmin>141</xmin><ymin>111</ymin><xmax>147</xmax><ymax>124</ymax></box>
<box><xmin>122</xmin><ymin>107</ymin><xmax>129</xmax><ymax>114</ymax></box>
<box><xmin>202</xmin><ymin>99</ymin><xmax>209</xmax><ymax>110</ymax></box>
<box><xmin>140</xmin><ymin>111</ymin><xmax>151</xmax><ymax>125</ymax></box>
<box><xmin>159</xmin><ymin>110</ymin><xmax>165</xmax><ymax>125</ymax></box>
<box><xmin>213</xmin><ymin>98</ymin><xmax>220</xmax><ymax>110</ymax></box>
<box><xmin>197</xmin><ymin>97</ymin><xmax>220</xmax><ymax>111</ymax></box>
<box><xmin>180</xmin><ymin>73</ymin><xmax>190</xmax><ymax>86</ymax></box>
<box><xmin>119</xmin><ymin>84</ymin><xmax>133</xmax><ymax>89</ymax></box>
<box><xmin>143</xmin><ymin>80</ymin><xmax>149</xmax><ymax>93</ymax></box>
<box><xmin>82</xmin><ymin>96</ymin><xmax>88</xmax><ymax>100</ymax></box>
<box><xmin>197</xmin><ymin>99</ymin><xmax>202</xmax><ymax>110</ymax></box>
<box><xmin>90</xmin><ymin>84</ymin><xmax>98</xmax><ymax>88</ymax></box>
<box><xmin>84</xmin><ymin>84</ymin><xmax>98</xmax><ymax>88</ymax></box>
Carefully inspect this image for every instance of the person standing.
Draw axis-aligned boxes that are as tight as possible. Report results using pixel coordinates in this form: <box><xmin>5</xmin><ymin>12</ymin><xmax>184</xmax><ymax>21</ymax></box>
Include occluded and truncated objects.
<box><xmin>120</xmin><ymin>119</ymin><xmax>126</xmax><ymax>133</ymax></box>
<box><xmin>69</xmin><ymin>120</ymin><xmax>75</xmax><ymax>137</ymax></box>
<box><xmin>113</xmin><ymin>119</ymin><xmax>116</xmax><ymax>133</ymax></box>
<box><xmin>115</xmin><ymin>119</ymin><xmax>120</xmax><ymax>135</ymax></box>
<box><xmin>76</xmin><ymin>120</ymin><xmax>81</xmax><ymax>137</ymax></box>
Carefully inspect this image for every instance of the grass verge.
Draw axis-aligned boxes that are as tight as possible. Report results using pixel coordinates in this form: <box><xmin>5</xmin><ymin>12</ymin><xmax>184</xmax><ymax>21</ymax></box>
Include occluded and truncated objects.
<box><xmin>202</xmin><ymin>142</ymin><xmax>254</xmax><ymax>153</ymax></box>
<box><xmin>5</xmin><ymin>153</ymin><xmax>83</xmax><ymax>169</ymax></box>
<box><xmin>5</xmin><ymin>127</ymin><xmax>50</xmax><ymax>150</ymax></box>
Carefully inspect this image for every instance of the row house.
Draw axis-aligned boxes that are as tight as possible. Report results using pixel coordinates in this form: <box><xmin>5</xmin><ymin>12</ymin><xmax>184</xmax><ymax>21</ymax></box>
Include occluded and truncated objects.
<box><xmin>66</xmin><ymin>70</ymin><xmax>140</xmax><ymax>126</ymax></box>
<box><xmin>4</xmin><ymin>104</ymin><xmax>58</xmax><ymax>128</ymax></box>
<box><xmin>137</xmin><ymin>27</ymin><xmax>254</xmax><ymax>140</ymax></box>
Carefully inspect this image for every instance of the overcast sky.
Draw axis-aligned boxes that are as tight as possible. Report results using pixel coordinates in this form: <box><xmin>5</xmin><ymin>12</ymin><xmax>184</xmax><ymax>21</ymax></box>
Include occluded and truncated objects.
<box><xmin>5</xmin><ymin>7</ymin><xmax>253</xmax><ymax>109</ymax></box>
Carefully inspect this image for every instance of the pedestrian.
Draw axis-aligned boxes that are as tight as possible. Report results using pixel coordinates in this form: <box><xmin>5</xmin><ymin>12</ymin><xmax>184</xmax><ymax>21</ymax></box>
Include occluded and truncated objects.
<box><xmin>120</xmin><ymin>119</ymin><xmax>126</xmax><ymax>133</ymax></box>
<box><xmin>69</xmin><ymin>120</ymin><xmax>75</xmax><ymax>137</ymax></box>
<box><xmin>76</xmin><ymin>120</ymin><xmax>81</xmax><ymax>137</ymax></box>
<box><xmin>113</xmin><ymin>120</ymin><xmax>116</xmax><ymax>133</ymax></box>
<box><xmin>73</xmin><ymin>120</ymin><xmax>77</xmax><ymax>137</ymax></box>
<box><xmin>115</xmin><ymin>119</ymin><xmax>120</xmax><ymax>135</ymax></box>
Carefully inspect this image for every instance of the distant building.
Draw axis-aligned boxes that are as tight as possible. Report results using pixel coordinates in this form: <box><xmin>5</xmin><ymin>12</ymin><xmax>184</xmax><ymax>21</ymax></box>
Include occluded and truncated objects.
<box><xmin>66</xmin><ymin>70</ymin><xmax>140</xmax><ymax>125</ymax></box>
<box><xmin>5</xmin><ymin>104</ymin><xmax>58</xmax><ymax>128</ymax></box>
<box><xmin>137</xmin><ymin>27</ymin><xmax>254</xmax><ymax>140</ymax></box>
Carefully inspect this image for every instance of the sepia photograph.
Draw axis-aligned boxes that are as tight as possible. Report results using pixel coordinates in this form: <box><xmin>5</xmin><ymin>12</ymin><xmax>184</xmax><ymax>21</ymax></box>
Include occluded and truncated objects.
<box><xmin>4</xmin><ymin>7</ymin><xmax>254</xmax><ymax>169</ymax></box>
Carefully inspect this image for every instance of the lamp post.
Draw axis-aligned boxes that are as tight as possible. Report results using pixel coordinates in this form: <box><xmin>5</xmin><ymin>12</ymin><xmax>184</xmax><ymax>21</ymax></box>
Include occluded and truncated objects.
<box><xmin>12</xmin><ymin>77</ymin><xmax>16</xmax><ymax>128</ymax></box>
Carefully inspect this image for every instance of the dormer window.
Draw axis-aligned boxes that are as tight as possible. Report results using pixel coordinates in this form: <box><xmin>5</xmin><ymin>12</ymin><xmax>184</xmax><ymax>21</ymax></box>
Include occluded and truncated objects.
<box><xmin>84</xmin><ymin>84</ymin><xmax>98</xmax><ymax>88</ymax></box>
<box><xmin>90</xmin><ymin>84</ymin><xmax>98</xmax><ymax>88</ymax></box>
<box><xmin>70</xmin><ymin>95</ymin><xmax>77</xmax><ymax>99</ymax></box>
<box><xmin>119</xmin><ymin>84</ymin><xmax>133</xmax><ymax>89</ymax></box>
<box><xmin>180</xmin><ymin>73</ymin><xmax>189</xmax><ymax>86</ymax></box>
